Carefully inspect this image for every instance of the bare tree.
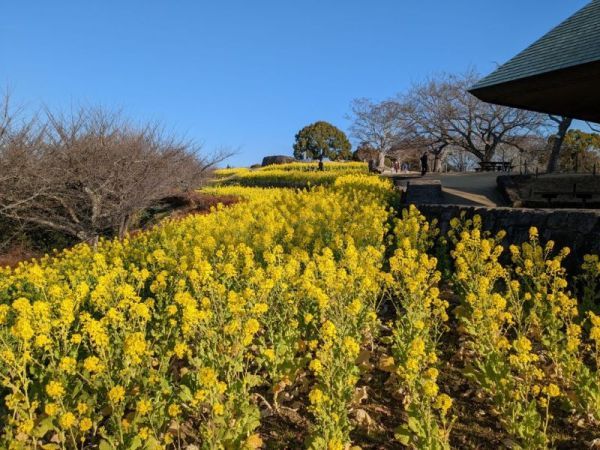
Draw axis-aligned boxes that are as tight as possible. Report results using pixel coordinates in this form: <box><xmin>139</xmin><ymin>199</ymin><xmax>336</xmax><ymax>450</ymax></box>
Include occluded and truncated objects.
<box><xmin>0</xmin><ymin>94</ymin><xmax>50</xmax><ymax>248</ymax></box>
<box><xmin>347</xmin><ymin>98</ymin><xmax>408</xmax><ymax>168</ymax></box>
<box><xmin>443</xmin><ymin>146</ymin><xmax>479</xmax><ymax>172</ymax></box>
<box><xmin>0</xmin><ymin>101</ymin><xmax>232</xmax><ymax>245</ymax></box>
<box><xmin>403</xmin><ymin>71</ymin><xmax>545</xmax><ymax>171</ymax></box>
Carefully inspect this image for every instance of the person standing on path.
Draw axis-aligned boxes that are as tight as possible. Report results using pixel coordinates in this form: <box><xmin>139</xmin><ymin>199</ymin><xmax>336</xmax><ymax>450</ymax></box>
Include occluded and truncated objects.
<box><xmin>420</xmin><ymin>152</ymin><xmax>429</xmax><ymax>176</ymax></box>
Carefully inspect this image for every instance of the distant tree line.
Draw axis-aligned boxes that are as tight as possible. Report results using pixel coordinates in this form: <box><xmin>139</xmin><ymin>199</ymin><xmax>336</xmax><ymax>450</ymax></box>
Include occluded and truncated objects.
<box><xmin>0</xmin><ymin>93</ymin><xmax>230</xmax><ymax>252</ymax></box>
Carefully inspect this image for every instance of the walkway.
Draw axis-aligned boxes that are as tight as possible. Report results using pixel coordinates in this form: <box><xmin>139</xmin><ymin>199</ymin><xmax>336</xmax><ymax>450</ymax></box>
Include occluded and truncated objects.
<box><xmin>387</xmin><ymin>172</ymin><xmax>508</xmax><ymax>207</ymax></box>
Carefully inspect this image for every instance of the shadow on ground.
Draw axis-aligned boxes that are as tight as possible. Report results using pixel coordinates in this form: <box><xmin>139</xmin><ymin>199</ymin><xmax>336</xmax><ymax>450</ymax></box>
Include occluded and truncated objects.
<box><xmin>388</xmin><ymin>172</ymin><xmax>508</xmax><ymax>207</ymax></box>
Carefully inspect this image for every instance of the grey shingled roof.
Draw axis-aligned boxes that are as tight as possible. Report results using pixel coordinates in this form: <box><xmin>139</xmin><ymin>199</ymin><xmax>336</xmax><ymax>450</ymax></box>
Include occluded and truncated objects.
<box><xmin>472</xmin><ymin>0</ymin><xmax>600</xmax><ymax>90</ymax></box>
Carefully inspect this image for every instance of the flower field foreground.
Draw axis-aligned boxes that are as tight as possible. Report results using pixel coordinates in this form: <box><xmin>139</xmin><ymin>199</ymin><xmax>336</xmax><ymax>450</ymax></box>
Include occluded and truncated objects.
<box><xmin>1</xmin><ymin>165</ymin><xmax>600</xmax><ymax>449</ymax></box>
<box><xmin>0</xmin><ymin>173</ymin><xmax>394</xmax><ymax>449</ymax></box>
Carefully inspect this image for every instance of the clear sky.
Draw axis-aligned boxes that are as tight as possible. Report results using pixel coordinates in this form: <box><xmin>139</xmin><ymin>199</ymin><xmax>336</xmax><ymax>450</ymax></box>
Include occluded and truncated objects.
<box><xmin>1</xmin><ymin>1</ymin><xmax>590</xmax><ymax>166</ymax></box>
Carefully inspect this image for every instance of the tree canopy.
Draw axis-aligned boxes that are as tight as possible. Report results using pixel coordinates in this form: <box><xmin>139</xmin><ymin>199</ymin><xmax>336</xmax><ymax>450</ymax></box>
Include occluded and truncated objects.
<box><xmin>561</xmin><ymin>129</ymin><xmax>600</xmax><ymax>171</ymax></box>
<box><xmin>293</xmin><ymin>121</ymin><xmax>351</xmax><ymax>169</ymax></box>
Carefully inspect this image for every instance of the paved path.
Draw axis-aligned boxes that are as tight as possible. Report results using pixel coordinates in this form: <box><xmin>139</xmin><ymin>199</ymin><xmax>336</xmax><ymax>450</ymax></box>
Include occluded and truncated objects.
<box><xmin>387</xmin><ymin>172</ymin><xmax>508</xmax><ymax>207</ymax></box>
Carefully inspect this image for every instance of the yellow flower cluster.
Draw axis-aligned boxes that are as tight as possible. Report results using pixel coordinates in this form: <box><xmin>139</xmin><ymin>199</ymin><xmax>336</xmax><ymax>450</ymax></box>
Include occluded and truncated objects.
<box><xmin>257</xmin><ymin>161</ymin><xmax>368</xmax><ymax>172</ymax></box>
<box><xmin>304</xmin><ymin>242</ymin><xmax>383</xmax><ymax>449</ymax></box>
<box><xmin>451</xmin><ymin>219</ymin><xmax>552</xmax><ymax>447</ymax></box>
<box><xmin>213</xmin><ymin>161</ymin><xmax>367</xmax><ymax>179</ymax></box>
<box><xmin>0</xmin><ymin>170</ymin><xmax>391</xmax><ymax>448</ymax></box>
<box><xmin>389</xmin><ymin>206</ymin><xmax>452</xmax><ymax>449</ymax></box>
<box><xmin>450</xmin><ymin>217</ymin><xmax>600</xmax><ymax>447</ymax></box>
<box><xmin>218</xmin><ymin>163</ymin><xmax>374</xmax><ymax>189</ymax></box>
<box><xmin>213</xmin><ymin>166</ymin><xmax>251</xmax><ymax>178</ymax></box>
<box><xmin>1</xmin><ymin>162</ymin><xmax>598</xmax><ymax>449</ymax></box>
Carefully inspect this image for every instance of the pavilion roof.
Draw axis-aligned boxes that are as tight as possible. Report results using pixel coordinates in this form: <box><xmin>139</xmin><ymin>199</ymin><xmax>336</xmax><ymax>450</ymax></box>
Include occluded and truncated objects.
<box><xmin>470</xmin><ymin>0</ymin><xmax>600</xmax><ymax>123</ymax></box>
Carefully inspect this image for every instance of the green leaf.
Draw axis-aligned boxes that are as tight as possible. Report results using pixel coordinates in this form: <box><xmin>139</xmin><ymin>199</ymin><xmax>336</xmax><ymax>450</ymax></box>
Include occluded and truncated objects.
<box><xmin>99</xmin><ymin>439</ymin><xmax>114</xmax><ymax>450</ymax></box>
<box><xmin>127</xmin><ymin>436</ymin><xmax>142</xmax><ymax>450</ymax></box>
<box><xmin>407</xmin><ymin>414</ymin><xmax>425</xmax><ymax>437</ymax></box>
<box><xmin>141</xmin><ymin>437</ymin><xmax>162</xmax><ymax>450</ymax></box>
<box><xmin>33</xmin><ymin>417</ymin><xmax>55</xmax><ymax>438</ymax></box>
<box><xmin>394</xmin><ymin>424</ymin><xmax>412</xmax><ymax>445</ymax></box>
<box><xmin>178</xmin><ymin>384</ymin><xmax>193</xmax><ymax>402</ymax></box>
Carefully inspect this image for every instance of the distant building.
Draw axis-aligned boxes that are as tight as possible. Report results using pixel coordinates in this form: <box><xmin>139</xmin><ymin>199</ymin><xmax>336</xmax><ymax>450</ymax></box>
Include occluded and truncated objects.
<box><xmin>470</xmin><ymin>0</ymin><xmax>600</xmax><ymax>123</ymax></box>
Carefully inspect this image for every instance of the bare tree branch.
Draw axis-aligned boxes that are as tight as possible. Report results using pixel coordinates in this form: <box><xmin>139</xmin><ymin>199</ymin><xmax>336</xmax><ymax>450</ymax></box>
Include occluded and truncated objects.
<box><xmin>402</xmin><ymin>70</ymin><xmax>545</xmax><ymax>170</ymax></box>
<box><xmin>347</xmin><ymin>98</ymin><xmax>410</xmax><ymax>167</ymax></box>
<box><xmin>0</xmin><ymin>98</ymin><xmax>221</xmax><ymax>243</ymax></box>
<box><xmin>586</xmin><ymin>121</ymin><xmax>600</xmax><ymax>133</ymax></box>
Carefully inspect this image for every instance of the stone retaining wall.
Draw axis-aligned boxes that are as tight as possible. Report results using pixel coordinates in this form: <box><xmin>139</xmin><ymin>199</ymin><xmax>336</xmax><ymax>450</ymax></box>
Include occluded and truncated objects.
<box><xmin>404</xmin><ymin>180</ymin><xmax>443</xmax><ymax>204</ymax></box>
<box><xmin>415</xmin><ymin>204</ymin><xmax>600</xmax><ymax>265</ymax></box>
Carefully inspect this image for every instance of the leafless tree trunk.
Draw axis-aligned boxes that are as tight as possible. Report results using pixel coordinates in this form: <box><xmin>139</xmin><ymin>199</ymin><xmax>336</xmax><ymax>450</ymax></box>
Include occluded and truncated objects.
<box><xmin>546</xmin><ymin>116</ymin><xmax>573</xmax><ymax>173</ymax></box>
<box><xmin>432</xmin><ymin>152</ymin><xmax>441</xmax><ymax>172</ymax></box>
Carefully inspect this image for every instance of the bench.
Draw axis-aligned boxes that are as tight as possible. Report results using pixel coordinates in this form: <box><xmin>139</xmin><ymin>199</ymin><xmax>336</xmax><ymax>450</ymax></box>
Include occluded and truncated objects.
<box><xmin>534</xmin><ymin>191</ymin><xmax>560</xmax><ymax>206</ymax></box>
<box><xmin>532</xmin><ymin>183</ymin><xmax>599</xmax><ymax>206</ymax></box>
<box><xmin>572</xmin><ymin>183</ymin><xmax>596</xmax><ymax>206</ymax></box>
<box><xmin>476</xmin><ymin>161</ymin><xmax>513</xmax><ymax>172</ymax></box>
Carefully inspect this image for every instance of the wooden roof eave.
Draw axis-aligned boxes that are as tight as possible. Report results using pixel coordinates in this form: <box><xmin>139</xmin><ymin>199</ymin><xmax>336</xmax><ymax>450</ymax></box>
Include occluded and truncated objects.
<box><xmin>469</xmin><ymin>60</ymin><xmax>600</xmax><ymax>124</ymax></box>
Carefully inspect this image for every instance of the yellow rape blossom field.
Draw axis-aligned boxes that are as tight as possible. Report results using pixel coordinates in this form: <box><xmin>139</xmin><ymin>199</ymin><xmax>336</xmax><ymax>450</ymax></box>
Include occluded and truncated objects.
<box><xmin>213</xmin><ymin>162</ymin><xmax>368</xmax><ymax>178</ymax></box>
<box><xmin>212</xmin><ymin>162</ymin><xmax>368</xmax><ymax>188</ymax></box>
<box><xmin>1</xmin><ymin>163</ymin><xmax>600</xmax><ymax>449</ymax></box>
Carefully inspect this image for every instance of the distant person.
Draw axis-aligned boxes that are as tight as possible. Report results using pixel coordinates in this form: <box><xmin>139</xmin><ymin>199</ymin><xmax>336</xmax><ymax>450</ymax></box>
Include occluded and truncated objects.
<box><xmin>420</xmin><ymin>152</ymin><xmax>429</xmax><ymax>176</ymax></box>
<box><xmin>393</xmin><ymin>160</ymin><xmax>399</xmax><ymax>173</ymax></box>
<box><xmin>368</xmin><ymin>159</ymin><xmax>377</xmax><ymax>173</ymax></box>
<box><xmin>402</xmin><ymin>162</ymin><xmax>409</xmax><ymax>173</ymax></box>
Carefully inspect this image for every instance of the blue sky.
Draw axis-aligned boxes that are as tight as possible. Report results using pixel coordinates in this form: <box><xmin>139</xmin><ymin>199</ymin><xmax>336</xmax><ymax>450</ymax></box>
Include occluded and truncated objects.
<box><xmin>1</xmin><ymin>1</ymin><xmax>590</xmax><ymax>166</ymax></box>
